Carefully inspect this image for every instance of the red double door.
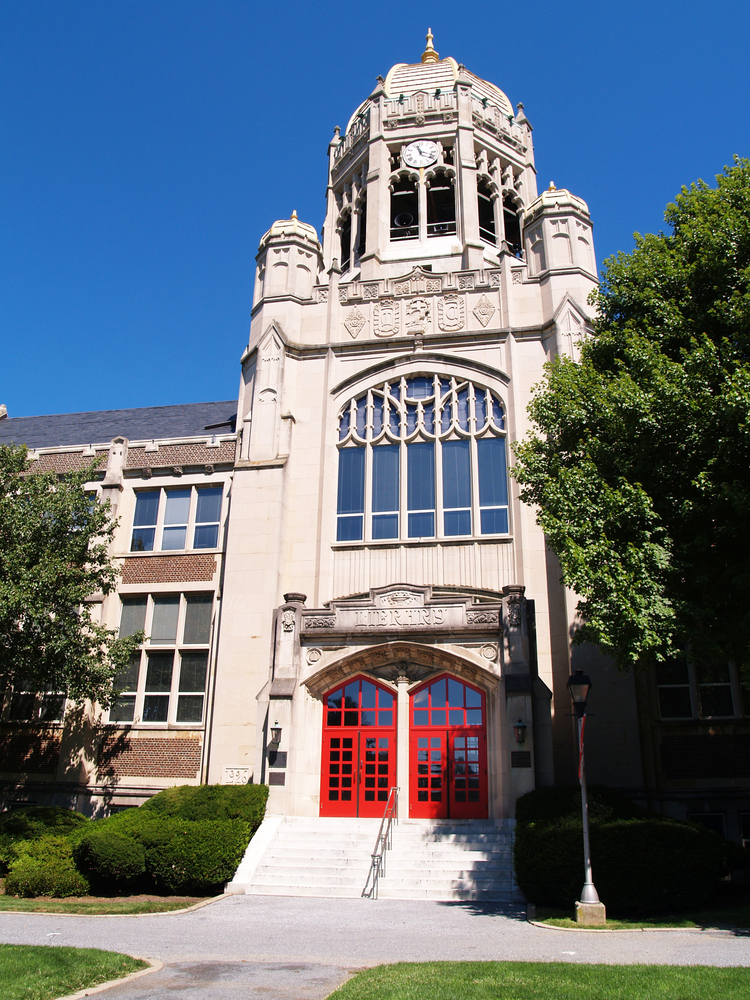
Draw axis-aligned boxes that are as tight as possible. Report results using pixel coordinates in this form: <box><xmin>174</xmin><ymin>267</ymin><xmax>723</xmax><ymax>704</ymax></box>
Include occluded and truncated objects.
<box><xmin>320</xmin><ymin>673</ymin><xmax>487</xmax><ymax>819</ymax></box>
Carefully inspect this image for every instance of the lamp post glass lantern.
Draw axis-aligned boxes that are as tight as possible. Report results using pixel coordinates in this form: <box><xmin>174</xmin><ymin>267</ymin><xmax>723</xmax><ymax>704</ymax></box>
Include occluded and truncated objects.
<box><xmin>513</xmin><ymin>719</ymin><xmax>527</xmax><ymax>744</ymax></box>
<box><xmin>566</xmin><ymin>670</ymin><xmax>604</xmax><ymax>918</ymax></box>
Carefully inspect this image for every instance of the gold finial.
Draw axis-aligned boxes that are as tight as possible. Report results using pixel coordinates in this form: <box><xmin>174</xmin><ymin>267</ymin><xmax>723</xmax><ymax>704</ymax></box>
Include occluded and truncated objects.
<box><xmin>421</xmin><ymin>28</ymin><xmax>439</xmax><ymax>64</ymax></box>
<box><xmin>548</xmin><ymin>181</ymin><xmax>556</xmax><ymax>191</ymax></box>
<box><xmin>291</xmin><ymin>209</ymin><xmax>298</xmax><ymax>219</ymax></box>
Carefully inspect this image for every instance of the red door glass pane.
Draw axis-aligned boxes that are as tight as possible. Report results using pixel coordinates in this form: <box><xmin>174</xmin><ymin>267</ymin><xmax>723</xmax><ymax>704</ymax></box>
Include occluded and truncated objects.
<box><xmin>409</xmin><ymin>674</ymin><xmax>487</xmax><ymax>819</ymax></box>
<box><xmin>321</xmin><ymin>676</ymin><xmax>396</xmax><ymax>817</ymax></box>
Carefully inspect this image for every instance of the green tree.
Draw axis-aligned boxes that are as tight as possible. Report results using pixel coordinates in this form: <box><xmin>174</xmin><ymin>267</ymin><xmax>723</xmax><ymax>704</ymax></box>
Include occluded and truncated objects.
<box><xmin>513</xmin><ymin>157</ymin><xmax>750</xmax><ymax>673</ymax></box>
<box><xmin>0</xmin><ymin>444</ymin><xmax>141</xmax><ymax>706</ymax></box>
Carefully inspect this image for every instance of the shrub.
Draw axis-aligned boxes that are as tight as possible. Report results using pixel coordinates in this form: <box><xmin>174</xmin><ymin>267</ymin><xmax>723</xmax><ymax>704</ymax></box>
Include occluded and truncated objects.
<box><xmin>73</xmin><ymin>830</ymin><xmax>146</xmax><ymax>893</ymax></box>
<box><xmin>136</xmin><ymin>817</ymin><xmax>251</xmax><ymax>894</ymax></box>
<box><xmin>514</xmin><ymin>786</ymin><xmax>738</xmax><ymax>914</ymax></box>
<box><xmin>5</xmin><ymin>835</ymin><xmax>90</xmax><ymax>898</ymax></box>
<box><xmin>0</xmin><ymin>806</ymin><xmax>89</xmax><ymax>874</ymax></box>
<box><xmin>139</xmin><ymin>784</ymin><xmax>268</xmax><ymax>832</ymax></box>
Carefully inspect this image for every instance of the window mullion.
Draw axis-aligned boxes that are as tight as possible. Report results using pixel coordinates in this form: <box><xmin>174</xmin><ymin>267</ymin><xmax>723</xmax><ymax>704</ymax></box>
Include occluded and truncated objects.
<box><xmin>155</xmin><ymin>489</ymin><xmax>166</xmax><ymax>551</ymax></box>
<box><xmin>186</xmin><ymin>487</ymin><xmax>197</xmax><ymax>550</ymax></box>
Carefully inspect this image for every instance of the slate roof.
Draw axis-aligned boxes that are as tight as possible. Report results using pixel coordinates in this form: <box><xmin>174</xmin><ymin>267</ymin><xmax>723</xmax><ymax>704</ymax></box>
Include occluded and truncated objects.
<box><xmin>0</xmin><ymin>401</ymin><xmax>237</xmax><ymax>450</ymax></box>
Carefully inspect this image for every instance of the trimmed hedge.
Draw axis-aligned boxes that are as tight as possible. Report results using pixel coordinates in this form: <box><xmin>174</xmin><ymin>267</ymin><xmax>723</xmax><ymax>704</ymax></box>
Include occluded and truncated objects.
<box><xmin>74</xmin><ymin>830</ymin><xmax>146</xmax><ymax>893</ymax></box>
<box><xmin>0</xmin><ymin>806</ymin><xmax>89</xmax><ymax>875</ymax></box>
<box><xmin>514</xmin><ymin>786</ymin><xmax>745</xmax><ymax>914</ymax></box>
<box><xmin>5</xmin><ymin>835</ymin><xmax>90</xmax><ymax>897</ymax></box>
<box><xmin>137</xmin><ymin>817</ymin><xmax>251</xmax><ymax>894</ymax></box>
<box><xmin>139</xmin><ymin>783</ymin><xmax>269</xmax><ymax>831</ymax></box>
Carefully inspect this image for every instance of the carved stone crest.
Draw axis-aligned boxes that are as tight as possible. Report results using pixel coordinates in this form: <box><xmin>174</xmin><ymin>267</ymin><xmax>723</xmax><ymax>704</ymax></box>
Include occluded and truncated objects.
<box><xmin>506</xmin><ymin>595</ymin><xmax>524</xmax><ymax>627</ymax></box>
<box><xmin>473</xmin><ymin>294</ymin><xmax>496</xmax><ymax>327</ymax></box>
<box><xmin>344</xmin><ymin>307</ymin><xmax>366</xmax><ymax>339</ymax></box>
<box><xmin>373</xmin><ymin>298</ymin><xmax>400</xmax><ymax>337</ymax></box>
<box><xmin>281</xmin><ymin>609</ymin><xmax>296</xmax><ymax>632</ymax></box>
<box><xmin>437</xmin><ymin>294</ymin><xmax>465</xmax><ymax>332</ymax></box>
<box><xmin>381</xmin><ymin>590</ymin><xmax>421</xmax><ymax>607</ymax></box>
<box><xmin>405</xmin><ymin>298</ymin><xmax>430</xmax><ymax>333</ymax></box>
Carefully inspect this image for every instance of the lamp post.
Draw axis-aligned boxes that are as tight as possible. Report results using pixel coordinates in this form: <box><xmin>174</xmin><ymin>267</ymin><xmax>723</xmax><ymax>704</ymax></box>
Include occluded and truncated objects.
<box><xmin>567</xmin><ymin>669</ymin><xmax>606</xmax><ymax>925</ymax></box>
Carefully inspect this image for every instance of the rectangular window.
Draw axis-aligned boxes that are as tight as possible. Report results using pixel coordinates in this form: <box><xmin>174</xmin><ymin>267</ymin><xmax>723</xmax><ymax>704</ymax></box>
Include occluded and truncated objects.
<box><xmin>656</xmin><ymin>657</ymin><xmax>693</xmax><ymax>719</ymax></box>
<box><xmin>372</xmin><ymin>445</ymin><xmax>399</xmax><ymax>539</ymax></box>
<box><xmin>112</xmin><ymin>593</ymin><xmax>213</xmax><ymax>726</ymax></box>
<box><xmin>130</xmin><ymin>486</ymin><xmax>225</xmax><ymax>553</ymax></box>
<box><xmin>477</xmin><ymin>437</ymin><xmax>509</xmax><ymax>534</ymax></box>
<box><xmin>8</xmin><ymin>687</ymin><xmax>65</xmax><ymax>723</ymax></box>
<box><xmin>407</xmin><ymin>442</ymin><xmax>435</xmax><ymax>538</ymax></box>
<box><xmin>697</xmin><ymin>662</ymin><xmax>735</xmax><ymax>718</ymax></box>
<box><xmin>442</xmin><ymin>440</ymin><xmax>471</xmax><ymax>536</ymax></box>
<box><xmin>337</xmin><ymin>447</ymin><xmax>365</xmax><ymax>541</ymax></box>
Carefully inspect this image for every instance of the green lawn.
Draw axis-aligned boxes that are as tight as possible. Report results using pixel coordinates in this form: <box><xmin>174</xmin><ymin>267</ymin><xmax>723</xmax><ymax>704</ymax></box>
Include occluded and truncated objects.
<box><xmin>537</xmin><ymin>901</ymin><xmax>750</xmax><ymax>930</ymax></box>
<box><xmin>0</xmin><ymin>944</ymin><xmax>146</xmax><ymax>1000</ymax></box>
<box><xmin>0</xmin><ymin>894</ymin><xmax>209</xmax><ymax>915</ymax></box>
<box><xmin>331</xmin><ymin>962</ymin><xmax>750</xmax><ymax>1000</ymax></box>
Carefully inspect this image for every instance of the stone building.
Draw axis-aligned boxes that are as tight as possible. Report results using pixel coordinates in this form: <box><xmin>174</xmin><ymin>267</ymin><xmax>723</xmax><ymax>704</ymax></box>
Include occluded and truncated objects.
<box><xmin>1</xmin><ymin>34</ymin><xmax>748</xmax><ymax>848</ymax></box>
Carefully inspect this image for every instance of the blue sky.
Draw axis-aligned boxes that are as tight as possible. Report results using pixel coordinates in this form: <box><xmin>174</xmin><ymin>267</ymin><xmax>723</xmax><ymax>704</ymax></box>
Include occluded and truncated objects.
<box><xmin>2</xmin><ymin>0</ymin><xmax>749</xmax><ymax>418</ymax></box>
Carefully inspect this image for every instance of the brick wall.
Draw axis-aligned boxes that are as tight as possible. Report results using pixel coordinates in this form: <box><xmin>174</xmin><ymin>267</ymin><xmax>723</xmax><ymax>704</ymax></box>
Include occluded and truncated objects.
<box><xmin>660</xmin><ymin>735</ymin><xmax>750</xmax><ymax>780</ymax></box>
<box><xmin>121</xmin><ymin>554</ymin><xmax>217</xmax><ymax>584</ymax></box>
<box><xmin>29</xmin><ymin>451</ymin><xmax>108</xmax><ymax>474</ymax></box>
<box><xmin>126</xmin><ymin>441</ymin><xmax>235</xmax><ymax>469</ymax></box>
<box><xmin>98</xmin><ymin>734</ymin><xmax>202</xmax><ymax>778</ymax></box>
<box><xmin>0</xmin><ymin>729</ymin><xmax>61</xmax><ymax>774</ymax></box>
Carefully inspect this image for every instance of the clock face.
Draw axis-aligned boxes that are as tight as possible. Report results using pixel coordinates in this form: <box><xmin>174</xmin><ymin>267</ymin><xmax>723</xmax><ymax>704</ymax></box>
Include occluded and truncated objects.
<box><xmin>403</xmin><ymin>140</ymin><xmax>439</xmax><ymax>168</ymax></box>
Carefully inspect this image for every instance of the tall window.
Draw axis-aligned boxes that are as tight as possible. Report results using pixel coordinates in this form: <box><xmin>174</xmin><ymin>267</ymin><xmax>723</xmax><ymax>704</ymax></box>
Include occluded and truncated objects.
<box><xmin>111</xmin><ymin>593</ymin><xmax>213</xmax><ymax>725</ymax></box>
<box><xmin>340</xmin><ymin>213</ymin><xmax>352</xmax><ymax>272</ymax></box>
<box><xmin>336</xmin><ymin>375</ymin><xmax>509</xmax><ymax>542</ymax></box>
<box><xmin>477</xmin><ymin>179</ymin><xmax>495</xmax><ymax>245</ymax></box>
<box><xmin>426</xmin><ymin>171</ymin><xmax>456</xmax><ymax>237</ymax></box>
<box><xmin>390</xmin><ymin>176</ymin><xmax>419</xmax><ymax>240</ymax></box>
<box><xmin>503</xmin><ymin>194</ymin><xmax>522</xmax><ymax>257</ymax></box>
<box><xmin>131</xmin><ymin>486</ymin><xmax>224</xmax><ymax>552</ymax></box>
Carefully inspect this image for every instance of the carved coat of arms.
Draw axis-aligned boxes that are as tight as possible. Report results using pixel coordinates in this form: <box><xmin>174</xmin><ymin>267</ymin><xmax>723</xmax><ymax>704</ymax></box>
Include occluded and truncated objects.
<box><xmin>437</xmin><ymin>294</ymin><xmax>465</xmax><ymax>332</ymax></box>
<box><xmin>373</xmin><ymin>298</ymin><xmax>400</xmax><ymax>337</ymax></box>
<box><xmin>405</xmin><ymin>298</ymin><xmax>430</xmax><ymax>333</ymax></box>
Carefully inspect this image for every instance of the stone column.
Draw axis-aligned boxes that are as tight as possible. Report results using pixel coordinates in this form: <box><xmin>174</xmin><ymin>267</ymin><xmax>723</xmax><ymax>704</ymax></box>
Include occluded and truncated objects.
<box><xmin>501</xmin><ymin>585</ymin><xmax>536</xmax><ymax>813</ymax></box>
<box><xmin>396</xmin><ymin>672</ymin><xmax>410</xmax><ymax>820</ymax></box>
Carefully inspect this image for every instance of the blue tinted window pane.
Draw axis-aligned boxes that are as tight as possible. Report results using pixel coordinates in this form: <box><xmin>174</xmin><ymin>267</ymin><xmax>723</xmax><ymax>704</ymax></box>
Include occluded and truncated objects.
<box><xmin>406</xmin><ymin>403</ymin><xmax>418</xmax><ymax>434</ymax></box>
<box><xmin>196</xmin><ymin>487</ymin><xmax>222</xmax><ymax>524</ymax></box>
<box><xmin>361</xmin><ymin>682</ymin><xmax>377</xmax><ymax>708</ymax></box>
<box><xmin>337</xmin><ymin>448</ymin><xmax>365</xmax><ymax>514</ymax></box>
<box><xmin>440</xmin><ymin>379</ymin><xmax>451</xmax><ymax>396</ymax></box>
<box><xmin>478</xmin><ymin>437</ymin><xmax>508</xmax><ymax>506</ymax></box>
<box><xmin>339</xmin><ymin>409</ymin><xmax>350</xmax><ymax>440</ymax></box>
<box><xmin>414</xmin><ymin>687</ymin><xmax>428</xmax><ymax>707</ymax></box>
<box><xmin>373</xmin><ymin>514</ymin><xmax>398</xmax><ymax>539</ymax></box>
<box><xmin>143</xmin><ymin>695</ymin><xmax>169</xmax><ymax>723</ymax></box>
<box><xmin>457</xmin><ymin>388</ymin><xmax>470</xmax><ymax>430</ymax></box>
<box><xmin>130</xmin><ymin>527</ymin><xmax>155</xmax><ymax>552</ymax></box>
<box><xmin>480</xmin><ymin>507</ymin><xmax>509</xmax><ymax>535</ymax></box>
<box><xmin>407</xmin><ymin>442</ymin><xmax>435</xmax><ymax>511</ymax></box>
<box><xmin>356</xmin><ymin>397</ymin><xmax>367</xmax><ymax>437</ymax></box>
<box><xmin>431</xmin><ymin>679</ymin><xmax>446</xmax><ymax>708</ymax></box>
<box><xmin>423</xmin><ymin>403</ymin><xmax>434</xmax><ymax>434</ymax></box>
<box><xmin>465</xmin><ymin>687</ymin><xmax>482</xmax><ymax>708</ymax></box>
<box><xmin>378</xmin><ymin>711</ymin><xmax>393</xmax><ymax>726</ymax></box>
<box><xmin>337</xmin><ymin>515</ymin><xmax>363</xmax><ymax>541</ymax></box>
<box><xmin>372</xmin><ymin>445</ymin><xmax>399</xmax><ymax>512</ymax></box>
<box><xmin>448</xmin><ymin>679</ymin><xmax>464</xmax><ymax>707</ymax></box>
<box><xmin>133</xmin><ymin>492</ymin><xmax>159</xmax><ymax>526</ymax></box>
<box><xmin>441</xmin><ymin>401</ymin><xmax>452</xmax><ymax>432</ymax></box>
<box><xmin>492</xmin><ymin>397</ymin><xmax>505</xmax><ymax>429</ymax></box>
<box><xmin>379</xmin><ymin>690</ymin><xmax>393</xmax><ymax>709</ymax></box>
<box><xmin>444</xmin><ymin>510</ymin><xmax>471</xmax><ymax>535</ymax></box>
<box><xmin>194</xmin><ymin>523</ymin><xmax>219</xmax><ymax>548</ymax></box>
<box><xmin>389</xmin><ymin>404</ymin><xmax>401</xmax><ymax>436</ymax></box>
<box><xmin>162</xmin><ymin>526</ymin><xmax>186</xmax><ymax>550</ymax></box>
<box><xmin>413</xmin><ymin>710</ymin><xmax>428</xmax><ymax>726</ymax></box>
<box><xmin>407</xmin><ymin>377</ymin><xmax>432</xmax><ymax>399</ymax></box>
<box><xmin>475</xmin><ymin>391</ymin><xmax>487</xmax><ymax>428</ymax></box>
<box><xmin>388</xmin><ymin>383</ymin><xmax>400</xmax><ymax>402</ymax></box>
<box><xmin>373</xmin><ymin>396</ymin><xmax>383</xmax><ymax>436</ymax></box>
<box><xmin>467</xmin><ymin>709</ymin><xmax>483</xmax><ymax>725</ymax></box>
<box><xmin>442</xmin><ymin>440</ymin><xmax>471</xmax><ymax>509</ymax></box>
<box><xmin>408</xmin><ymin>512</ymin><xmax>434</xmax><ymax>537</ymax></box>
<box><xmin>431</xmin><ymin>709</ymin><xmax>446</xmax><ymax>725</ymax></box>
<box><xmin>164</xmin><ymin>489</ymin><xmax>191</xmax><ymax>525</ymax></box>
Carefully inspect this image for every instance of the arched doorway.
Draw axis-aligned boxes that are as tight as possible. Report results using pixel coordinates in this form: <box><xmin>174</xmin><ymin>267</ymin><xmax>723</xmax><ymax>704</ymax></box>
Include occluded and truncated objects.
<box><xmin>409</xmin><ymin>674</ymin><xmax>488</xmax><ymax>819</ymax></box>
<box><xmin>320</xmin><ymin>675</ymin><xmax>397</xmax><ymax>817</ymax></box>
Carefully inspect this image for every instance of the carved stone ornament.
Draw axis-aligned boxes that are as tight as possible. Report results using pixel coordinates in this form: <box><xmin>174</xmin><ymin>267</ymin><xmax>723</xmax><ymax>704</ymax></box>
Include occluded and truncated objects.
<box><xmin>512</xmin><ymin>270</ymin><xmax>523</xmax><ymax>285</ymax></box>
<box><xmin>458</xmin><ymin>274</ymin><xmax>475</xmax><ymax>290</ymax></box>
<box><xmin>489</xmin><ymin>270</ymin><xmax>502</xmax><ymax>287</ymax></box>
<box><xmin>466</xmin><ymin>610</ymin><xmax>500</xmax><ymax>625</ymax></box>
<box><xmin>281</xmin><ymin>609</ymin><xmax>296</xmax><ymax>632</ymax></box>
<box><xmin>339</xmin><ymin>286</ymin><xmax>348</xmax><ymax>303</ymax></box>
<box><xmin>405</xmin><ymin>298</ymin><xmax>431</xmax><ymax>333</ymax></box>
<box><xmin>481</xmin><ymin>643</ymin><xmax>498</xmax><ymax>660</ymax></box>
<box><xmin>304</xmin><ymin>616</ymin><xmax>336</xmax><ymax>629</ymax></box>
<box><xmin>307</xmin><ymin>647</ymin><xmax>322</xmax><ymax>664</ymax></box>
<box><xmin>344</xmin><ymin>307</ymin><xmax>367</xmax><ymax>339</ymax></box>
<box><xmin>317</xmin><ymin>287</ymin><xmax>328</xmax><ymax>303</ymax></box>
<box><xmin>425</xmin><ymin>277</ymin><xmax>442</xmax><ymax>293</ymax></box>
<box><xmin>393</xmin><ymin>280</ymin><xmax>411</xmax><ymax>296</ymax></box>
<box><xmin>506</xmin><ymin>595</ymin><xmax>524</xmax><ymax>627</ymax></box>
<box><xmin>362</xmin><ymin>283</ymin><xmax>379</xmax><ymax>299</ymax></box>
<box><xmin>473</xmin><ymin>294</ymin><xmax>496</xmax><ymax>328</ymax></box>
<box><xmin>373</xmin><ymin>298</ymin><xmax>400</xmax><ymax>337</ymax></box>
<box><xmin>443</xmin><ymin>111</ymin><xmax>455</xmax><ymax>122</ymax></box>
<box><xmin>381</xmin><ymin>590</ymin><xmax>422</xmax><ymax>607</ymax></box>
<box><xmin>384</xmin><ymin>119</ymin><xmax>398</xmax><ymax>130</ymax></box>
<box><xmin>437</xmin><ymin>294</ymin><xmax>465</xmax><ymax>332</ymax></box>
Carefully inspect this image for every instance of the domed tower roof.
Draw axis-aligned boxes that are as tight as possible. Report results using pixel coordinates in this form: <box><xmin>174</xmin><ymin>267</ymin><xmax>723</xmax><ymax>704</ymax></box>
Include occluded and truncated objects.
<box><xmin>345</xmin><ymin>31</ymin><xmax>513</xmax><ymax>133</ymax></box>
<box><xmin>258</xmin><ymin>211</ymin><xmax>321</xmax><ymax>253</ymax></box>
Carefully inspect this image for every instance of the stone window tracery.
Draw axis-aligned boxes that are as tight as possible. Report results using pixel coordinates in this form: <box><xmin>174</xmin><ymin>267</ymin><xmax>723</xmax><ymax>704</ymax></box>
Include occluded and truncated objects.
<box><xmin>336</xmin><ymin>375</ymin><xmax>509</xmax><ymax>542</ymax></box>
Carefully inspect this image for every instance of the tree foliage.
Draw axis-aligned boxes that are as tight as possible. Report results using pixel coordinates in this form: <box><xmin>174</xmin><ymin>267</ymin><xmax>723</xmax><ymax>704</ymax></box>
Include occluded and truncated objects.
<box><xmin>0</xmin><ymin>444</ymin><xmax>141</xmax><ymax>705</ymax></box>
<box><xmin>513</xmin><ymin>157</ymin><xmax>750</xmax><ymax>671</ymax></box>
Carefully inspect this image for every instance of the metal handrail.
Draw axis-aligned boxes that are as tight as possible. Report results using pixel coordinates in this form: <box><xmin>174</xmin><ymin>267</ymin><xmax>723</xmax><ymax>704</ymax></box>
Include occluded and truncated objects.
<box><xmin>361</xmin><ymin>786</ymin><xmax>399</xmax><ymax>899</ymax></box>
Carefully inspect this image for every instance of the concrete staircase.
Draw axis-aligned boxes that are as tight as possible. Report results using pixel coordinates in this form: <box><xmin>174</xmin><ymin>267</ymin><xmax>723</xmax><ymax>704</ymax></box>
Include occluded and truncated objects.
<box><xmin>227</xmin><ymin>815</ymin><xmax>522</xmax><ymax>902</ymax></box>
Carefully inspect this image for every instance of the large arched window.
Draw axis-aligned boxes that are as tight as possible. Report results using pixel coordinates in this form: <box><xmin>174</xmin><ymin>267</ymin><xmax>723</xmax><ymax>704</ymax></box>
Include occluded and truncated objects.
<box><xmin>390</xmin><ymin>175</ymin><xmax>419</xmax><ymax>241</ymax></box>
<box><xmin>336</xmin><ymin>375</ymin><xmax>509</xmax><ymax>542</ymax></box>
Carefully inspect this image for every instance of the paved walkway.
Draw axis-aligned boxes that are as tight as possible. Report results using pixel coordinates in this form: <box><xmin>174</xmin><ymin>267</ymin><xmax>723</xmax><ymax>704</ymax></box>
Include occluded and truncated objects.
<box><xmin>2</xmin><ymin>895</ymin><xmax>750</xmax><ymax>998</ymax></box>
